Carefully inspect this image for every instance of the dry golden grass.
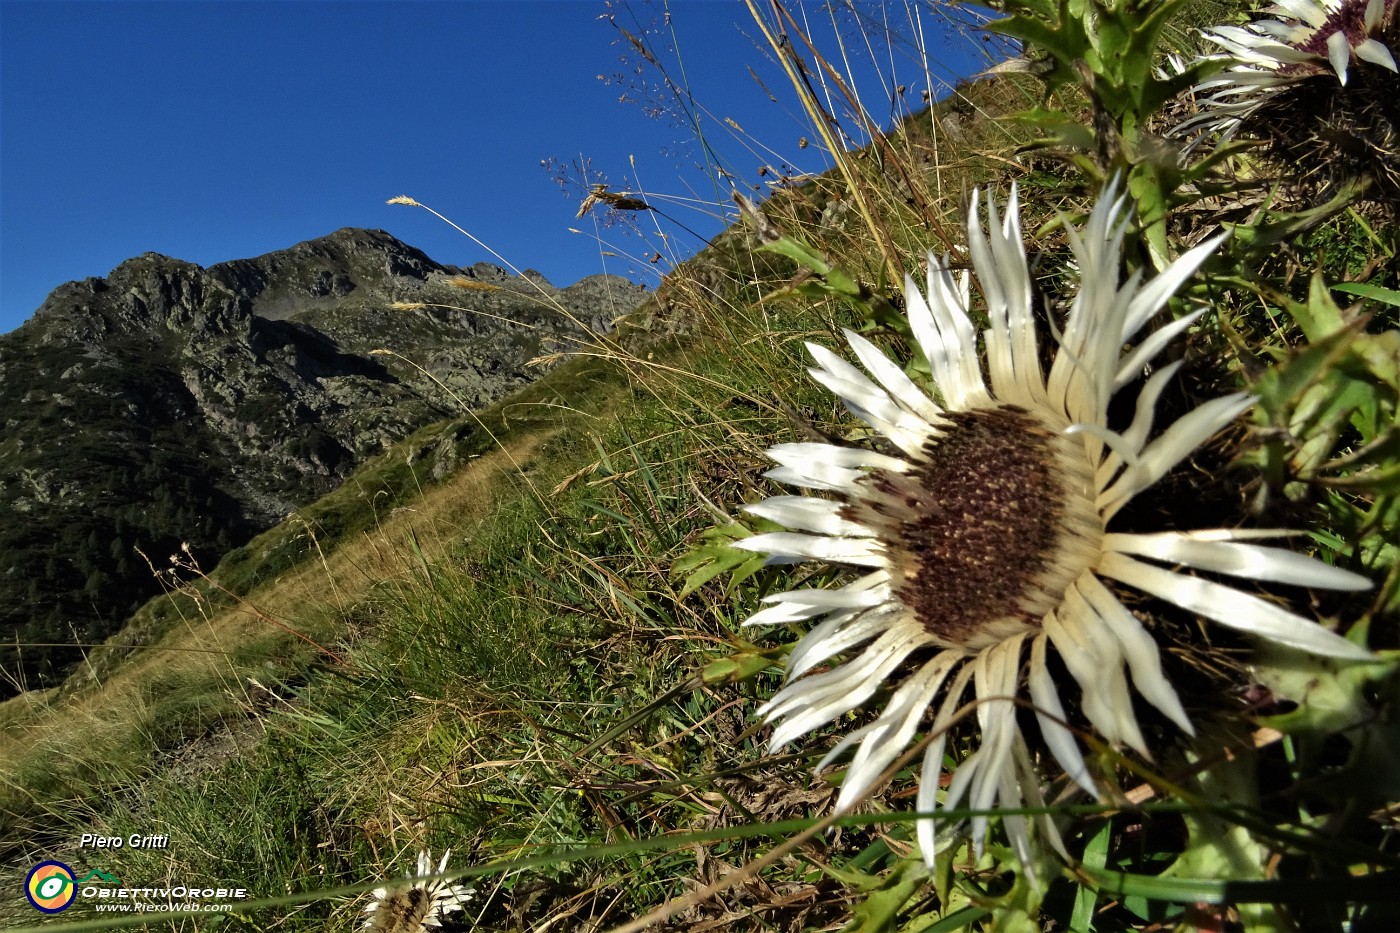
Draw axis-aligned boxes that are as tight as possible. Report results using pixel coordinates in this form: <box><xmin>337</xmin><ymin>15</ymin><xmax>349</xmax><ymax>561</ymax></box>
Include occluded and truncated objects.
<box><xmin>446</xmin><ymin>276</ymin><xmax>502</xmax><ymax>292</ymax></box>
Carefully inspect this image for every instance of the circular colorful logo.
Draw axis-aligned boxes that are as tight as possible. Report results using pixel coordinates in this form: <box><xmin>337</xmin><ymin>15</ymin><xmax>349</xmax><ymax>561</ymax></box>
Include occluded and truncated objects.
<box><xmin>26</xmin><ymin>861</ymin><xmax>77</xmax><ymax>913</ymax></box>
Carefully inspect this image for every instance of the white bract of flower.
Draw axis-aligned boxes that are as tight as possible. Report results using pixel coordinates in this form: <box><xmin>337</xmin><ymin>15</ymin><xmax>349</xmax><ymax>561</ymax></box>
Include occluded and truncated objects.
<box><xmin>362</xmin><ymin>849</ymin><xmax>473</xmax><ymax>933</ymax></box>
<box><xmin>735</xmin><ymin>180</ymin><xmax>1373</xmax><ymax>869</ymax></box>
<box><xmin>1186</xmin><ymin>0</ymin><xmax>1397</xmax><ymax>136</ymax></box>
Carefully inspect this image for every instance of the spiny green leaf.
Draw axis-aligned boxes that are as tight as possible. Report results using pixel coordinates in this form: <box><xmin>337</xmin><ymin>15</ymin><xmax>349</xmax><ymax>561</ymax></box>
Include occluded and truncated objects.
<box><xmin>1255</xmin><ymin>643</ymin><xmax>1395</xmax><ymax>735</ymax></box>
<box><xmin>758</xmin><ymin>231</ymin><xmax>833</xmax><ymax>277</ymax></box>
<box><xmin>1009</xmin><ymin>109</ymin><xmax>1098</xmax><ymax>151</ymax></box>
<box><xmin>699</xmin><ymin>645</ymin><xmax>780</xmax><ymax>685</ymax></box>
<box><xmin>672</xmin><ymin>516</ymin><xmax>782</xmax><ymax>598</ymax></box>
<box><xmin>1225</xmin><ymin>185</ymin><xmax>1364</xmax><ymax>255</ymax></box>
<box><xmin>839</xmin><ymin>857</ymin><xmax>928</xmax><ymax>933</ymax></box>
<box><xmin>1295</xmin><ymin>273</ymin><xmax>1349</xmax><ymax>341</ymax></box>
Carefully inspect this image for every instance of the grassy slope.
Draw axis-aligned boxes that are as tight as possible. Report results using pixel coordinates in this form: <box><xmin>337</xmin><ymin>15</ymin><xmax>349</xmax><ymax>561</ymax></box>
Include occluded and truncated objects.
<box><xmin>0</xmin><ymin>294</ymin><xmax>829</xmax><ymax>928</ymax></box>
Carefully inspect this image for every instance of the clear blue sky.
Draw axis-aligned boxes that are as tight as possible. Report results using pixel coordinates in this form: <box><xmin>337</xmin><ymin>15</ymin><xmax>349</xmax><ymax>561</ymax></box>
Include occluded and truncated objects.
<box><xmin>1</xmin><ymin>0</ymin><xmax>996</xmax><ymax>334</ymax></box>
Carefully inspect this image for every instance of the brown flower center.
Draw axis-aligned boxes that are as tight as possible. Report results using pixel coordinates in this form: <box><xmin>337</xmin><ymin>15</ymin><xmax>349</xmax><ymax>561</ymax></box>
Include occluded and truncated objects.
<box><xmin>848</xmin><ymin>406</ymin><xmax>1081</xmax><ymax>648</ymax></box>
<box><xmin>368</xmin><ymin>886</ymin><xmax>432</xmax><ymax>933</ymax></box>
<box><xmin>1298</xmin><ymin>0</ymin><xmax>1395</xmax><ymax>57</ymax></box>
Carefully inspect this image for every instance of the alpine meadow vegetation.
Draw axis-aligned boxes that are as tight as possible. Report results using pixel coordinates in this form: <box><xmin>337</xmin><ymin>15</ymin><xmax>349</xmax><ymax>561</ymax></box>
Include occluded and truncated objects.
<box><xmin>2</xmin><ymin>1</ymin><xmax>1397</xmax><ymax>931</ymax></box>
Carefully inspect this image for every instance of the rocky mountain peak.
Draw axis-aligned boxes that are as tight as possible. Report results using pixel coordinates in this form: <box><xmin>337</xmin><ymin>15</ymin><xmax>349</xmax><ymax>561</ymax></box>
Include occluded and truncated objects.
<box><xmin>29</xmin><ymin>252</ymin><xmax>248</xmax><ymax>343</ymax></box>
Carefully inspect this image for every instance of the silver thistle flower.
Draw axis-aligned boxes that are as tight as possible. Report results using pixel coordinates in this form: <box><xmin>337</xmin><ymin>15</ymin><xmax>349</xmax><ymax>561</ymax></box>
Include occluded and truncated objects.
<box><xmin>1184</xmin><ymin>0</ymin><xmax>1398</xmax><ymax>138</ymax></box>
<box><xmin>361</xmin><ymin>849</ymin><xmax>473</xmax><ymax>933</ymax></box>
<box><xmin>735</xmin><ymin>181</ymin><xmax>1372</xmax><ymax>869</ymax></box>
